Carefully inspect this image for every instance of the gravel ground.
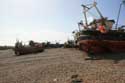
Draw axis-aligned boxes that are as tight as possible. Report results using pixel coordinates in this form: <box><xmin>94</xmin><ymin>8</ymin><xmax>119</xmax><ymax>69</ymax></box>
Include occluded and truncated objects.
<box><xmin>0</xmin><ymin>48</ymin><xmax>125</xmax><ymax>83</ymax></box>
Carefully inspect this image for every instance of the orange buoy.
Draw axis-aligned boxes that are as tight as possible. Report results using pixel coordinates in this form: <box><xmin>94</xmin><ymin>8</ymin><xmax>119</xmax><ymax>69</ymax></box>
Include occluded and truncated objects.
<box><xmin>98</xmin><ymin>25</ymin><xmax>107</xmax><ymax>33</ymax></box>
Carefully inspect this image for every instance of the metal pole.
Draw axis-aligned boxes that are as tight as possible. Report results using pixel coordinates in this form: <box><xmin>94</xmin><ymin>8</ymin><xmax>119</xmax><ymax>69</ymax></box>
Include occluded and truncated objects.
<box><xmin>115</xmin><ymin>3</ymin><xmax>122</xmax><ymax>29</ymax></box>
<box><xmin>95</xmin><ymin>6</ymin><xmax>104</xmax><ymax>19</ymax></box>
<box><xmin>83</xmin><ymin>7</ymin><xmax>88</xmax><ymax>28</ymax></box>
<box><xmin>78</xmin><ymin>23</ymin><xmax>81</xmax><ymax>32</ymax></box>
<box><xmin>93</xmin><ymin>1</ymin><xmax>104</xmax><ymax>19</ymax></box>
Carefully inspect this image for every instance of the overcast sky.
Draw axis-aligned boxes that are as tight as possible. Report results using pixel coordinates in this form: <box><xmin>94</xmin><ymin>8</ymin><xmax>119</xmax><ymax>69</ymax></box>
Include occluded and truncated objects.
<box><xmin>0</xmin><ymin>0</ymin><xmax>125</xmax><ymax>46</ymax></box>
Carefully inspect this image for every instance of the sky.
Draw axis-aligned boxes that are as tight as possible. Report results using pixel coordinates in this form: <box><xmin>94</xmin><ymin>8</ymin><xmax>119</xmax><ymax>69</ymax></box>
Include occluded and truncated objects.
<box><xmin>0</xmin><ymin>0</ymin><xmax>125</xmax><ymax>46</ymax></box>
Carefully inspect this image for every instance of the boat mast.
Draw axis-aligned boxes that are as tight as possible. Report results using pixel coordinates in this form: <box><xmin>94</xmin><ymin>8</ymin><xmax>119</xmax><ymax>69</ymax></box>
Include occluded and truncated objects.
<box><xmin>81</xmin><ymin>1</ymin><xmax>104</xmax><ymax>29</ymax></box>
<box><xmin>82</xmin><ymin>5</ymin><xmax>88</xmax><ymax>29</ymax></box>
<box><xmin>84</xmin><ymin>7</ymin><xmax>88</xmax><ymax>28</ymax></box>
<box><xmin>115</xmin><ymin>0</ymin><xmax>125</xmax><ymax>29</ymax></box>
<box><xmin>93</xmin><ymin>2</ymin><xmax>104</xmax><ymax>19</ymax></box>
<box><xmin>77</xmin><ymin>23</ymin><xmax>81</xmax><ymax>33</ymax></box>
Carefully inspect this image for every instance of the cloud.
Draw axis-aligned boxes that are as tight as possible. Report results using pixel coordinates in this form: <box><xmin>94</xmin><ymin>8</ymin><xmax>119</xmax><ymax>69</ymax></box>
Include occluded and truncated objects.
<box><xmin>0</xmin><ymin>0</ymin><xmax>59</xmax><ymax>17</ymax></box>
<box><xmin>9</xmin><ymin>0</ymin><xmax>34</xmax><ymax>17</ymax></box>
<box><xmin>0</xmin><ymin>0</ymin><xmax>74</xmax><ymax>46</ymax></box>
<box><xmin>0</xmin><ymin>24</ymin><xmax>71</xmax><ymax>46</ymax></box>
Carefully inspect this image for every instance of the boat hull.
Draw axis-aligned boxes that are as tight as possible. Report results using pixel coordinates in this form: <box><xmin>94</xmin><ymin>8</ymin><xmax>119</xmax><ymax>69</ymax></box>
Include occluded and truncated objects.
<box><xmin>14</xmin><ymin>46</ymin><xmax>44</xmax><ymax>56</ymax></box>
<box><xmin>78</xmin><ymin>40</ymin><xmax>125</xmax><ymax>53</ymax></box>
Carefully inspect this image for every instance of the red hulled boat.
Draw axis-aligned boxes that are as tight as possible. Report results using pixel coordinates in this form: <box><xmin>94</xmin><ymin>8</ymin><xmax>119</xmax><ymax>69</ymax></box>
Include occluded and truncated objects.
<box><xmin>74</xmin><ymin>1</ymin><xmax>125</xmax><ymax>54</ymax></box>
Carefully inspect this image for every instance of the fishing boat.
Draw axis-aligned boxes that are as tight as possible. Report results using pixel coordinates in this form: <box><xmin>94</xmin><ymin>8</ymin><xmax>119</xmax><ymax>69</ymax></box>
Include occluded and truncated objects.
<box><xmin>75</xmin><ymin>1</ymin><xmax>125</xmax><ymax>54</ymax></box>
<box><xmin>14</xmin><ymin>40</ymin><xmax>44</xmax><ymax>56</ymax></box>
